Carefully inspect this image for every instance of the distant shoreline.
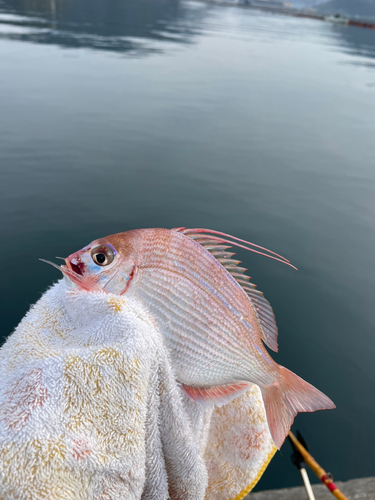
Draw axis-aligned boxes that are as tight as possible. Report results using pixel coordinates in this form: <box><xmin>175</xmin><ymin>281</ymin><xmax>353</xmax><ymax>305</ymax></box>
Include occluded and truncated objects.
<box><xmin>189</xmin><ymin>0</ymin><xmax>375</xmax><ymax>29</ymax></box>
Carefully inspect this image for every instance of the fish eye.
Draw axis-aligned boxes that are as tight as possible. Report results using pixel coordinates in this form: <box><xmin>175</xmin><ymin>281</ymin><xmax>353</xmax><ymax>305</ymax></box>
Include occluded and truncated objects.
<box><xmin>91</xmin><ymin>245</ymin><xmax>115</xmax><ymax>266</ymax></box>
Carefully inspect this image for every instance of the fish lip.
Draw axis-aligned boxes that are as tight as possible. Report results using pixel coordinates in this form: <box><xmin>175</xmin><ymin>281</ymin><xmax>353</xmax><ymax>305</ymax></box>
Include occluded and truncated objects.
<box><xmin>65</xmin><ymin>257</ymin><xmax>85</xmax><ymax>276</ymax></box>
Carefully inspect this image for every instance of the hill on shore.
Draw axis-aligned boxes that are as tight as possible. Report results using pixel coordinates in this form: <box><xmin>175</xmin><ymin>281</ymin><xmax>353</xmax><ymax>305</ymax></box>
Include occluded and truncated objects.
<box><xmin>314</xmin><ymin>0</ymin><xmax>375</xmax><ymax>17</ymax></box>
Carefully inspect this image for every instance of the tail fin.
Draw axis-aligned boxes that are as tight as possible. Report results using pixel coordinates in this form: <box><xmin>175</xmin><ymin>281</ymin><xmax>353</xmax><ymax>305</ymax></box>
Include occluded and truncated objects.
<box><xmin>262</xmin><ymin>366</ymin><xmax>335</xmax><ymax>449</ymax></box>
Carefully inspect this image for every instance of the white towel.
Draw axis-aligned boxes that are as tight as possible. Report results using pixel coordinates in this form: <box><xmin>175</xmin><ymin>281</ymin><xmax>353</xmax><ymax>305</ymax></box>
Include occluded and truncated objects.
<box><xmin>0</xmin><ymin>281</ymin><xmax>275</xmax><ymax>500</ymax></box>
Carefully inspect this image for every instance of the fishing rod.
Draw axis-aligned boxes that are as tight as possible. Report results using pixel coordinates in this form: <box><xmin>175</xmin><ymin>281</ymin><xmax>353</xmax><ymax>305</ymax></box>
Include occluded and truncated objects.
<box><xmin>288</xmin><ymin>431</ymin><xmax>316</xmax><ymax>500</ymax></box>
<box><xmin>288</xmin><ymin>431</ymin><xmax>349</xmax><ymax>500</ymax></box>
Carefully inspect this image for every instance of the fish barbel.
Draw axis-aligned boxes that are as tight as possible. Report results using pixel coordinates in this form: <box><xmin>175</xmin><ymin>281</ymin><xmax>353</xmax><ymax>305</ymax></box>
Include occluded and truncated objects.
<box><xmin>44</xmin><ymin>227</ymin><xmax>335</xmax><ymax>448</ymax></box>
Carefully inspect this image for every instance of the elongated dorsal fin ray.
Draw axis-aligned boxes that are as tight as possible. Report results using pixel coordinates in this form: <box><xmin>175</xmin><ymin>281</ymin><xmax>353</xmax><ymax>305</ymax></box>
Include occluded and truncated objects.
<box><xmin>173</xmin><ymin>227</ymin><xmax>280</xmax><ymax>352</ymax></box>
<box><xmin>174</xmin><ymin>227</ymin><xmax>297</xmax><ymax>269</ymax></box>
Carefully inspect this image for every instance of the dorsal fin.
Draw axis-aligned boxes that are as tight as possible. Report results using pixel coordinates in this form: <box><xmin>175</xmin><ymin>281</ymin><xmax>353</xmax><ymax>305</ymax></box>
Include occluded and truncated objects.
<box><xmin>173</xmin><ymin>227</ymin><xmax>286</xmax><ymax>353</ymax></box>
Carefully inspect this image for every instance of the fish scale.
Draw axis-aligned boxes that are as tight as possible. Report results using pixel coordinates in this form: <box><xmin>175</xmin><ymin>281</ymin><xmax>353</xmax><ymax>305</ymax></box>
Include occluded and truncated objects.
<box><xmin>127</xmin><ymin>235</ymin><xmax>280</xmax><ymax>386</ymax></box>
<box><xmin>135</xmin><ymin>280</ymin><xmax>252</xmax><ymax>384</ymax></box>
<box><xmin>138</xmin><ymin>268</ymin><xmax>252</xmax><ymax>353</ymax></box>
<box><xmin>145</xmin><ymin>238</ymin><xmax>259</xmax><ymax>339</ymax></box>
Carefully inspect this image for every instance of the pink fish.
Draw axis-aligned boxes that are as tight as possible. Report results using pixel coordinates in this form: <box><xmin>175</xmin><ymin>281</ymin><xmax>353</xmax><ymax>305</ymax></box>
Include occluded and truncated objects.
<box><xmin>44</xmin><ymin>227</ymin><xmax>335</xmax><ymax>448</ymax></box>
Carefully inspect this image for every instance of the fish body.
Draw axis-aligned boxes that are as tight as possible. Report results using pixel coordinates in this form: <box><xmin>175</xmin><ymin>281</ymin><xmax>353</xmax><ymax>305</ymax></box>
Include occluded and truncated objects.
<box><xmin>58</xmin><ymin>227</ymin><xmax>334</xmax><ymax>448</ymax></box>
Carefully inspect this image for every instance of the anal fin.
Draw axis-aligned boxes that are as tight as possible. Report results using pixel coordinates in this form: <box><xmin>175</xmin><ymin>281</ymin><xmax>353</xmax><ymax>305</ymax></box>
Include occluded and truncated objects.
<box><xmin>182</xmin><ymin>382</ymin><xmax>251</xmax><ymax>408</ymax></box>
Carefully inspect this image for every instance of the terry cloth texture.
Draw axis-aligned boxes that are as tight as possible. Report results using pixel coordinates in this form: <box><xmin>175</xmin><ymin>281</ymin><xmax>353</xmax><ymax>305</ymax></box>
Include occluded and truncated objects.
<box><xmin>0</xmin><ymin>281</ymin><xmax>276</xmax><ymax>500</ymax></box>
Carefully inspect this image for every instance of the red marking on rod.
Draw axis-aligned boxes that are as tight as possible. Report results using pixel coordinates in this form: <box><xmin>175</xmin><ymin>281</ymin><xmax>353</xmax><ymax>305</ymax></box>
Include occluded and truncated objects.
<box><xmin>327</xmin><ymin>482</ymin><xmax>338</xmax><ymax>492</ymax></box>
<box><xmin>321</xmin><ymin>474</ymin><xmax>338</xmax><ymax>492</ymax></box>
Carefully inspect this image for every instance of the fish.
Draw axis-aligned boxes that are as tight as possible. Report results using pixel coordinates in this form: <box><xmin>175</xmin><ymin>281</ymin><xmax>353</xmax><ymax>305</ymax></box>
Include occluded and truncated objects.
<box><xmin>42</xmin><ymin>227</ymin><xmax>335</xmax><ymax>448</ymax></box>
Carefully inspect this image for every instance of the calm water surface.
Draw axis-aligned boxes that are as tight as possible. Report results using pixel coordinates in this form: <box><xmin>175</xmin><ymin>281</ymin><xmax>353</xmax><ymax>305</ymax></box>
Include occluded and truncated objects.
<box><xmin>1</xmin><ymin>0</ymin><xmax>375</xmax><ymax>491</ymax></box>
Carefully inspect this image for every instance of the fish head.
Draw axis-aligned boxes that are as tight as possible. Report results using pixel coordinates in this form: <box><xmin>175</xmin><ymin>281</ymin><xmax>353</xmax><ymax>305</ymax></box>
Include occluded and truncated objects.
<box><xmin>64</xmin><ymin>231</ymin><xmax>140</xmax><ymax>294</ymax></box>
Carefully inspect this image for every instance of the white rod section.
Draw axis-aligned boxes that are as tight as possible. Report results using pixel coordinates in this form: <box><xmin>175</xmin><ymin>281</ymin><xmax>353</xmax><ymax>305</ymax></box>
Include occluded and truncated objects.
<box><xmin>300</xmin><ymin>467</ymin><xmax>316</xmax><ymax>500</ymax></box>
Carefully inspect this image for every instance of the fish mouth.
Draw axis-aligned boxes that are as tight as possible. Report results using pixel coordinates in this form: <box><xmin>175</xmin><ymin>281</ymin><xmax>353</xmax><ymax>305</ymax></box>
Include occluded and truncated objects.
<box><xmin>65</xmin><ymin>258</ymin><xmax>85</xmax><ymax>276</ymax></box>
<box><xmin>40</xmin><ymin>255</ymin><xmax>103</xmax><ymax>293</ymax></box>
